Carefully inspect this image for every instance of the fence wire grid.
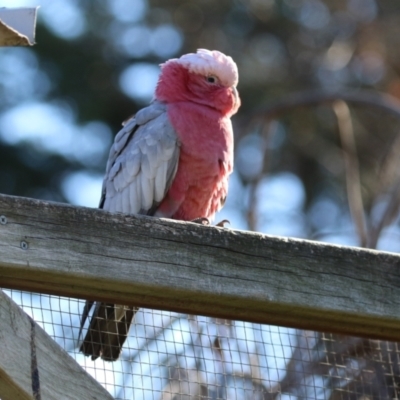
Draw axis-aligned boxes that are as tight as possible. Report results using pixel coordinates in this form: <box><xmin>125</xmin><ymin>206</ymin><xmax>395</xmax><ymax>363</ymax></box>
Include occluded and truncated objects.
<box><xmin>3</xmin><ymin>289</ymin><xmax>400</xmax><ymax>400</ymax></box>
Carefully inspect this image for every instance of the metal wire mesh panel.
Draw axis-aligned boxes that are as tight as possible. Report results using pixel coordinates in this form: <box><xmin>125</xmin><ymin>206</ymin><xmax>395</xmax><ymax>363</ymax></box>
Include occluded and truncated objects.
<box><xmin>4</xmin><ymin>289</ymin><xmax>400</xmax><ymax>400</ymax></box>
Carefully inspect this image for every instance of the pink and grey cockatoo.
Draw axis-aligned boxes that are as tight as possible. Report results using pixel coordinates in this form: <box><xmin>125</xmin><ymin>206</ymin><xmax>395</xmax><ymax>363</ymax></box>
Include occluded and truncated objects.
<box><xmin>79</xmin><ymin>49</ymin><xmax>240</xmax><ymax>361</ymax></box>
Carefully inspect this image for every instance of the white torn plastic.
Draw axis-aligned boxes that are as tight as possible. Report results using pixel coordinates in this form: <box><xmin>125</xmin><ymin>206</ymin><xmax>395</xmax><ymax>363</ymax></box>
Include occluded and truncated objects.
<box><xmin>0</xmin><ymin>7</ymin><xmax>38</xmax><ymax>46</ymax></box>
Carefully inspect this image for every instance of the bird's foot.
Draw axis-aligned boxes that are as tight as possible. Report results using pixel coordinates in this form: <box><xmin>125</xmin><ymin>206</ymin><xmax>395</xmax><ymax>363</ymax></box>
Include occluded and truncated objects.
<box><xmin>191</xmin><ymin>217</ymin><xmax>210</xmax><ymax>225</ymax></box>
<box><xmin>191</xmin><ymin>218</ymin><xmax>230</xmax><ymax>228</ymax></box>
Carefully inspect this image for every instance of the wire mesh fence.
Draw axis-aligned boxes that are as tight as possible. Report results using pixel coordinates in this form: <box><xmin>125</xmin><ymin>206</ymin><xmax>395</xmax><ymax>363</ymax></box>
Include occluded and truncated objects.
<box><xmin>3</xmin><ymin>289</ymin><xmax>400</xmax><ymax>400</ymax></box>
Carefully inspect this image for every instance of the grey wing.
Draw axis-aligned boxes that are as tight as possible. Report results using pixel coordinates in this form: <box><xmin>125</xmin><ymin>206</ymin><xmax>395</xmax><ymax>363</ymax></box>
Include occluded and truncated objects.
<box><xmin>101</xmin><ymin>101</ymin><xmax>180</xmax><ymax>216</ymax></box>
<box><xmin>79</xmin><ymin>102</ymin><xmax>180</xmax><ymax>361</ymax></box>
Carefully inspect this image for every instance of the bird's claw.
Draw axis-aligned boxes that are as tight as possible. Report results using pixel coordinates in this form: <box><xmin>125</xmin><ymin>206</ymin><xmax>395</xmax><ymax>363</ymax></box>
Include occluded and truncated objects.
<box><xmin>216</xmin><ymin>219</ymin><xmax>230</xmax><ymax>228</ymax></box>
<box><xmin>191</xmin><ymin>218</ymin><xmax>230</xmax><ymax>228</ymax></box>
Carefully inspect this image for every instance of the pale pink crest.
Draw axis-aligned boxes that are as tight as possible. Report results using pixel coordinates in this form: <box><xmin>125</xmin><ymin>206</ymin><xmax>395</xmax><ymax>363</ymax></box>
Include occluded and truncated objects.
<box><xmin>164</xmin><ymin>49</ymin><xmax>238</xmax><ymax>87</ymax></box>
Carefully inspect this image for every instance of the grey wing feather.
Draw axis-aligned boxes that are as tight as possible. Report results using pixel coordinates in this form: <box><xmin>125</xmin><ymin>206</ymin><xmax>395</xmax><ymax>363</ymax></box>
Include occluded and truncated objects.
<box><xmin>80</xmin><ymin>101</ymin><xmax>180</xmax><ymax>361</ymax></box>
<box><xmin>101</xmin><ymin>101</ymin><xmax>180</xmax><ymax>215</ymax></box>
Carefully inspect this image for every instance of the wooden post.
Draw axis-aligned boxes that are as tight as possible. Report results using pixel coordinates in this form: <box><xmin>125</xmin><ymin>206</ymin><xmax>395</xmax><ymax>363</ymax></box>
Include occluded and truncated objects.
<box><xmin>0</xmin><ymin>290</ymin><xmax>113</xmax><ymax>400</ymax></box>
<box><xmin>0</xmin><ymin>193</ymin><xmax>399</xmax><ymax>341</ymax></box>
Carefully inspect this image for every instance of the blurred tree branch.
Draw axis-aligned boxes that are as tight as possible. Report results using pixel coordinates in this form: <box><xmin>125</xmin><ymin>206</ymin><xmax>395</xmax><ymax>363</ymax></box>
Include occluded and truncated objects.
<box><xmin>251</xmin><ymin>90</ymin><xmax>400</xmax><ymax>121</ymax></box>
<box><xmin>333</xmin><ymin>100</ymin><xmax>368</xmax><ymax>247</ymax></box>
<box><xmin>247</xmin><ymin>89</ymin><xmax>400</xmax><ymax>248</ymax></box>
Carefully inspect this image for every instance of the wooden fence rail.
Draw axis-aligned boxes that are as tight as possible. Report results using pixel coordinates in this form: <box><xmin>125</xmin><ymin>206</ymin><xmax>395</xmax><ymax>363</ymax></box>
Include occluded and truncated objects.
<box><xmin>0</xmin><ymin>193</ymin><xmax>399</xmax><ymax>341</ymax></box>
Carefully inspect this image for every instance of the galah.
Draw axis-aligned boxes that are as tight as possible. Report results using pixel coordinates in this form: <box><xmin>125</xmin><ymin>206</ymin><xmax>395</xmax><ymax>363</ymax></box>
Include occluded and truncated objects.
<box><xmin>79</xmin><ymin>49</ymin><xmax>240</xmax><ymax>361</ymax></box>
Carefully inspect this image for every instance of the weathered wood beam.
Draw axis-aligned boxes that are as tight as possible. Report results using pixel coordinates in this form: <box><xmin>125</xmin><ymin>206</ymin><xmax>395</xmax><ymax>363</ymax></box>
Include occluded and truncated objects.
<box><xmin>0</xmin><ymin>289</ymin><xmax>113</xmax><ymax>400</ymax></box>
<box><xmin>0</xmin><ymin>193</ymin><xmax>399</xmax><ymax>341</ymax></box>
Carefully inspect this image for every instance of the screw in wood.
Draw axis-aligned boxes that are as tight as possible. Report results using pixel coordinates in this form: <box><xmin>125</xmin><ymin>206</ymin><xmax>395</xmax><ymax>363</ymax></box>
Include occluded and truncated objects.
<box><xmin>0</xmin><ymin>215</ymin><xmax>7</xmax><ymax>225</ymax></box>
<box><xmin>20</xmin><ymin>240</ymin><xmax>28</xmax><ymax>250</ymax></box>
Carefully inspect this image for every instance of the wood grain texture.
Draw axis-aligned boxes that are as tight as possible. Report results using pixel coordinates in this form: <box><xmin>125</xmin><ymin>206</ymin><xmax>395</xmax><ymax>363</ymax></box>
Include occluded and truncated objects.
<box><xmin>0</xmin><ymin>290</ymin><xmax>113</xmax><ymax>400</ymax></box>
<box><xmin>0</xmin><ymin>193</ymin><xmax>400</xmax><ymax>340</ymax></box>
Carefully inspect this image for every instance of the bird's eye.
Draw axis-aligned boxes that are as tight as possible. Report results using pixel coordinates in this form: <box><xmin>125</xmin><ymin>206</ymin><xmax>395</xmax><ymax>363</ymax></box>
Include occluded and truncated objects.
<box><xmin>206</xmin><ymin>76</ymin><xmax>217</xmax><ymax>84</ymax></box>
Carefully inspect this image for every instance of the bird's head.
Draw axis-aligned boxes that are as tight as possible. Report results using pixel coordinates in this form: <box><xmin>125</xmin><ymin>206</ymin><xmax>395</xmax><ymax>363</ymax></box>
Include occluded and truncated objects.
<box><xmin>155</xmin><ymin>49</ymin><xmax>240</xmax><ymax>116</ymax></box>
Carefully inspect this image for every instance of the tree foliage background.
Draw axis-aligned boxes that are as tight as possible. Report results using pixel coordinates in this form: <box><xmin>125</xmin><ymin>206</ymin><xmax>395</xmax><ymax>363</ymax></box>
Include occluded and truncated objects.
<box><xmin>2</xmin><ymin>0</ymin><xmax>400</xmax><ymax>399</ymax></box>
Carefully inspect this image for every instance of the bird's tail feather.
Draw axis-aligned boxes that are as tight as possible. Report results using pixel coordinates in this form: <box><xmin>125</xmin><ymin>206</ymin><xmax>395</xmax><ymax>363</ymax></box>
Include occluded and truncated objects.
<box><xmin>79</xmin><ymin>303</ymin><xmax>138</xmax><ymax>361</ymax></box>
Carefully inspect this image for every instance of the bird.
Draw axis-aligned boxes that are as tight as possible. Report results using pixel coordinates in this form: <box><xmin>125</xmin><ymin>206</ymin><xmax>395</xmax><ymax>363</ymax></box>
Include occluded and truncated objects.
<box><xmin>79</xmin><ymin>49</ymin><xmax>240</xmax><ymax>361</ymax></box>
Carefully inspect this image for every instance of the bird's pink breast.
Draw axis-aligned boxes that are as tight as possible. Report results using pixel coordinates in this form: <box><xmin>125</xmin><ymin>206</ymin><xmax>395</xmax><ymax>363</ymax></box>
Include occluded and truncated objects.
<box><xmin>157</xmin><ymin>102</ymin><xmax>234</xmax><ymax>221</ymax></box>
